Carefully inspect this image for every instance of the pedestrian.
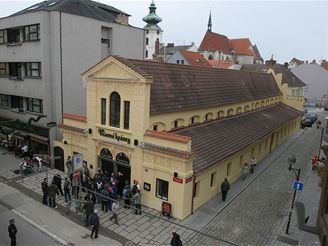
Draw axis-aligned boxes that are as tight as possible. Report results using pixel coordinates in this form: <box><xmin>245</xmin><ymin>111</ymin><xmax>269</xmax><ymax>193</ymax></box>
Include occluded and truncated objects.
<box><xmin>133</xmin><ymin>189</ymin><xmax>142</xmax><ymax>215</ymax></box>
<box><xmin>220</xmin><ymin>178</ymin><xmax>230</xmax><ymax>202</ymax></box>
<box><xmin>66</xmin><ymin>156</ymin><xmax>73</xmax><ymax>181</ymax></box>
<box><xmin>109</xmin><ymin>200</ymin><xmax>119</xmax><ymax>225</ymax></box>
<box><xmin>100</xmin><ymin>188</ymin><xmax>109</xmax><ymax>212</ymax></box>
<box><xmin>63</xmin><ymin>177</ymin><xmax>71</xmax><ymax>202</ymax></box>
<box><xmin>83</xmin><ymin>196</ymin><xmax>94</xmax><ymax>226</ymax></box>
<box><xmin>8</xmin><ymin>219</ymin><xmax>17</xmax><ymax>246</ymax></box>
<box><xmin>242</xmin><ymin>163</ymin><xmax>248</xmax><ymax>180</ymax></box>
<box><xmin>41</xmin><ymin>178</ymin><xmax>48</xmax><ymax>205</ymax></box>
<box><xmin>132</xmin><ymin>181</ymin><xmax>140</xmax><ymax>196</ymax></box>
<box><xmin>89</xmin><ymin>210</ymin><xmax>100</xmax><ymax>239</ymax></box>
<box><xmin>251</xmin><ymin>157</ymin><xmax>257</xmax><ymax>167</ymax></box>
<box><xmin>122</xmin><ymin>184</ymin><xmax>132</xmax><ymax>209</ymax></box>
<box><xmin>53</xmin><ymin>174</ymin><xmax>64</xmax><ymax>196</ymax></box>
<box><xmin>34</xmin><ymin>156</ymin><xmax>43</xmax><ymax>172</ymax></box>
<box><xmin>170</xmin><ymin>230</ymin><xmax>182</xmax><ymax>246</ymax></box>
<box><xmin>48</xmin><ymin>181</ymin><xmax>58</xmax><ymax>208</ymax></box>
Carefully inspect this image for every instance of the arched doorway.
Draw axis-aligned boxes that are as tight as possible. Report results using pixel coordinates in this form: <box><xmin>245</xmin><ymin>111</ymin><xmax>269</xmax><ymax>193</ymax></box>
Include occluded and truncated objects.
<box><xmin>116</xmin><ymin>152</ymin><xmax>131</xmax><ymax>185</ymax></box>
<box><xmin>54</xmin><ymin>146</ymin><xmax>64</xmax><ymax>171</ymax></box>
<box><xmin>100</xmin><ymin>148</ymin><xmax>114</xmax><ymax>172</ymax></box>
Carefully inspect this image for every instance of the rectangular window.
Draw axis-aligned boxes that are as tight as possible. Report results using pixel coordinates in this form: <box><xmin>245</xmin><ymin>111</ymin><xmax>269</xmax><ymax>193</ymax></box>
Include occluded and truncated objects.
<box><xmin>24</xmin><ymin>24</ymin><xmax>40</xmax><ymax>41</ymax></box>
<box><xmin>25</xmin><ymin>62</ymin><xmax>41</xmax><ymax>77</ymax></box>
<box><xmin>7</xmin><ymin>28</ymin><xmax>20</xmax><ymax>44</ymax></box>
<box><xmin>101</xmin><ymin>98</ymin><xmax>106</xmax><ymax>125</ymax></box>
<box><xmin>0</xmin><ymin>63</ymin><xmax>8</xmax><ymax>76</ymax></box>
<box><xmin>156</xmin><ymin>178</ymin><xmax>169</xmax><ymax>200</ymax></box>
<box><xmin>124</xmin><ymin>101</ymin><xmax>130</xmax><ymax>130</ymax></box>
<box><xmin>27</xmin><ymin>98</ymin><xmax>42</xmax><ymax>113</ymax></box>
<box><xmin>210</xmin><ymin>172</ymin><xmax>216</xmax><ymax>187</ymax></box>
<box><xmin>0</xmin><ymin>29</ymin><xmax>7</xmax><ymax>44</ymax></box>
<box><xmin>0</xmin><ymin>94</ymin><xmax>9</xmax><ymax>107</ymax></box>
<box><xmin>226</xmin><ymin>162</ymin><xmax>231</xmax><ymax>177</ymax></box>
<box><xmin>181</xmin><ymin>60</ymin><xmax>184</xmax><ymax>64</ymax></box>
<box><xmin>11</xmin><ymin>96</ymin><xmax>24</xmax><ymax>112</ymax></box>
<box><xmin>9</xmin><ymin>63</ymin><xmax>22</xmax><ymax>79</ymax></box>
<box><xmin>193</xmin><ymin>182</ymin><xmax>199</xmax><ymax>198</ymax></box>
<box><xmin>176</xmin><ymin>60</ymin><xmax>180</xmax><ymax>64</ymax></box>
<box><xmin>239</xmin><ymin>154</ymin><xmax>243</xmax><ymax>168</ymax></box>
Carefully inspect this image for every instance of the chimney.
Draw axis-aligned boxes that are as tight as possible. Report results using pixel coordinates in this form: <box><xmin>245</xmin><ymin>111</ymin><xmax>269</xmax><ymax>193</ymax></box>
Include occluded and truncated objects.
<box><xmin>115</xmin><ymin>14</ymin><xmax>129</xmax><ymax>25</ymax></box>
<box><xmin>284</xmin><ymin>62</ymin><xmax>288</xmax><ymax>68</ymax></box>
<box><xmin>265</xmin><ymin>57</ymin><xmax>276</xmax><ymax>67</ymax></box>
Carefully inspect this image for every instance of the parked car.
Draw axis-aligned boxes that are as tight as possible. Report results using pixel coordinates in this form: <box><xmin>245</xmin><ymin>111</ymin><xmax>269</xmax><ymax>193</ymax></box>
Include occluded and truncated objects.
<box><xmin>301</xmin><ymin>118</ymin><xmax>313</xmax><ymax>128</ymax></box>
<box><xmin>306</xmin><ymin>113</ymin><xmax>318</xmax><ymax>123</ymax></box>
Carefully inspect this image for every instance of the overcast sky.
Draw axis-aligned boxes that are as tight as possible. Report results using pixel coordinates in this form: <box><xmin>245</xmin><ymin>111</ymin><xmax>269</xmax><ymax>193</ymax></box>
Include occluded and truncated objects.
<box><xmin>0</xmin><ymin>0</ymin><xmax>327</xmax><ymax>63</ymax></box>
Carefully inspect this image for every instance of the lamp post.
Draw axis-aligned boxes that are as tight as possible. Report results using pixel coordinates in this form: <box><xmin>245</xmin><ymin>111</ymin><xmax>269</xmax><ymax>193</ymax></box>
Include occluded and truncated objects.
<box><xmin>286</xmin><ymin>155</ymin><xmax>301</xmax><ymax>234</ymax></box>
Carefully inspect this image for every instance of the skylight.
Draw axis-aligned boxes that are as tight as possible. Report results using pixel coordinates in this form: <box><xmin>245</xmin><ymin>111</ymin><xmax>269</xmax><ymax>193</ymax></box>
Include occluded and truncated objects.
<box><xmin>27</xmin><ymin>5</ymin><xmax>41</xmax><ymax>10</ymax></box>
<box><xmin>47</xmin><ymin>1</ymin><xmax>58</xmax><ymax>7</ymax></box>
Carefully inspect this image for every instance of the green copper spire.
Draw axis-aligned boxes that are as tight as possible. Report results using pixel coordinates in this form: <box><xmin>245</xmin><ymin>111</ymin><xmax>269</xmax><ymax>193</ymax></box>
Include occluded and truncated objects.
<box><xmin>208</xmin><ymin>11</ymin><xmax>212</xmax><ymax>32</ymax></box>
<box><xmin>143</xmin><ymin>0</ymin><xmax>162</xmax><ymax>27</ymax></box>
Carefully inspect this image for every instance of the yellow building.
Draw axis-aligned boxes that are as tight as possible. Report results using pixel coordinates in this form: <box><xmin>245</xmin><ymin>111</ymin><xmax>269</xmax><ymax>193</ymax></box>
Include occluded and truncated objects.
<box><xmin>54</xmin><ymin>56</ymin><xmax>303</xmax><ymax>220</ymax></box>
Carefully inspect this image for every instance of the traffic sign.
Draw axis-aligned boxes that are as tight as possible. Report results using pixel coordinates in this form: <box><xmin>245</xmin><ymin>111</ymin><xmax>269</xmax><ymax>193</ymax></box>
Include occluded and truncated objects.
<box><xmin>293</xmin><ymin>181</ymin><xmax>304</xmax><ymax>191</ymax></box>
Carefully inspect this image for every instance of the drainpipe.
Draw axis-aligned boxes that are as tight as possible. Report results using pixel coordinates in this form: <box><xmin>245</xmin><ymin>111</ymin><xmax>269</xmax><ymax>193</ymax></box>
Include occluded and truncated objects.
<box><xmin>59</xmin><ymin>11</ymin><xmax>63</xmax><ymax>123</ymax></box>
<box><xmin>191</xmin><ymin>174</ymin><xmax>195</xmax><ymax>215</ymax></box>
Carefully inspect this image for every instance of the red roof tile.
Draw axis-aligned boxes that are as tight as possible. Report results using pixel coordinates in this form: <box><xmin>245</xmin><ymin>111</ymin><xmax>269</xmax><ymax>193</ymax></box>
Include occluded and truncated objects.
<box><xmin>198</xmin><ymin>31</ymin><xmax>233</xmax><ymax>53</ymax></box>
<box><xmin>208</xmin><ymin>59</ymin><xmax>235</xmax><ymax>69</ymax></box>
<box><xmin>230</xmin><ymin>38</ymin><xmax>256</xmax><ymax>57</ymax></box>
<box><xmin>63</xmin><ymin>113</ymin><xmax>87</xmax><ymax>122</ymax></box>
<box><xmin>179</xmin><ymin>49</ymin><xmax>210</xmax><ymax>67</ymax></box>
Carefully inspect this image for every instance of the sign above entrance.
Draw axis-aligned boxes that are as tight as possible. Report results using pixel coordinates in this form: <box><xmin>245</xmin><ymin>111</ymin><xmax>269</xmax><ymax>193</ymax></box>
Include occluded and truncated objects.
<box><xmin>98</xmin><ymin>128</ymin><xmax>131</xmax><ymax>145</ymax></box>
<box><xmin>173</xmin><ymin>177</ymin><xmax>183</xmax><ymax>184</ymax></box>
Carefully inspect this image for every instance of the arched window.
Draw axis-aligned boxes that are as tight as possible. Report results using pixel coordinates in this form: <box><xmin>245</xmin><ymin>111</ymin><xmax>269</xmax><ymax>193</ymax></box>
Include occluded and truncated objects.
<box><xmin>244</xmin><ymin>105</ymin><xmax>250</xmax><ymax>112</ymax></box>
<box><xmin>218</xmin><ymin>110</ymin><xmax>225</xmax><ymax>118</ymax></box>
<box><xmin>208</xmin><ymin>55</ymin><xmax>213</xmax><ymax>60</ymax></box>
<box><xmin>116</xmin><ymin>152</ymin><xmax>130</xmax><ymax>165</ymax></box>
<box><xmin>255</xmin><ymin>102</ymin><xmax>260</xmax><ymax>109</ymax></box>
<box><xmin>236</xmin><ymin>107</ymin><xmax>242</xmax><ymax>114</ymax></box>
<box><xmin>146</xmin><ymin>38</ymin><xmax>149</xmax><ymax>45</ymax></box>
<box><xmin>227</xmin><ymin>108</ymin><xmax>234</xmax><ymax>116</ymax></box>
<box><xmin>145</xmin><ymin>50</ymin><xmax>148</xmax><ymax>58</ymax></box>
<box><xmin>100</xmin><ymin>148</ymin><xmax>113</xmax><ymax>159</ymax></box>
<box><xmin>110</xmin><ymin>92</ymin><xmax>121</xmax><ymax>128</ymax></box>
<box><xmin>261</xmin><ymin>101</ymin><xmax>265</xmax><ymax>107</ymax></box>
<box><xmin>270</xmin><ymin>99</ymin><xmax>273</xmax><ymax>104</ymax></box>
<box><xmin>266</xmin><ymin>99</ymin><xmax>269</xmax><ymax>105</ymax></box>
<box><xmin>205</xmin><ymin>112</ymin><xmax>213</xmax><ymax>121</ymax></box>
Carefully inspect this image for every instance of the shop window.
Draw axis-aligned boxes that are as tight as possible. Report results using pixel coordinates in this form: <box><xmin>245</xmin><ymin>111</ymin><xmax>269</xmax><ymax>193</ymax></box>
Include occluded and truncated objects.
<box><xmin>0</xmin><ymin>94</ymin><xmax>9</xmax><ymax>107</ymax></box>
<box><xmin>226</xmin><ymin>162</ymin><xmax>231</xmax><ymax>177</ymax></box>
<box><xmin>193</xmin><ymin>182</ymin><xmax>199</xmax><ymax>198</ymax></box>
<box><xmin>9</xmin><ymin>63</ymin><xmax>22</xmax><ymax>80</ymax></box>
<box><xmin>24</xmin><ymin>24</ymin><xmax>40</xmax><ymax>41</ymax></box>
<box><xmin>110</xmin><ymin>92</ymin><xmax>120</xmax><ymax>128</ymax></box>
<box><xmin>0</xmin><ymin>29</ymin><xmax>7</xmax><ymax>44</ymax></box>
<box><xmin>210</xmin><ymin>172</ymin><xmax>216</xmax><ymax>187</ymax></box>
<box><xmin>156</xmin><ymin>178</ymin><xmax>169</xmax><ymax>200</ymax></box>
<box><xmin>25</xmin><ymin>62</ymin><xmax>41</xmax><ymax>77</ymax></box>
<box><xmin>124</xmin><ymin>101</ymin><xmax>130</xmax><ymax>130</ymax></box>
<box><xmin>0</xmin><ymin>63</ymin><xmax>8</xmax><ymax>76</ymax></box>
<box><xmin>101</xmin><ymin>98</ymin><xmax>106</xmax><ymax>125</ymax></box>
<box><xmin>27</xmin><ymin>98</ymin><xmax>42</xmax><ymax>113</ymax></box>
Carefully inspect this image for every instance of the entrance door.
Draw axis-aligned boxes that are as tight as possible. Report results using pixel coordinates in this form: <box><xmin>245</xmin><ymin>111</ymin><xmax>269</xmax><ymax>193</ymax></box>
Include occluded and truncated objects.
<box><xmin>101</xmin><ymin>159</ymin><xmax>114</xmax><ymax>173</ymax></box>
<box><xmin>54</xmin><ymin>146</ymin><xmax>64</xmax><ymax>171</ymax></box>
<box><xmin>117</xmin><ymin>163</ymin><xmax>131</xmax><ymax>185</ymax></box>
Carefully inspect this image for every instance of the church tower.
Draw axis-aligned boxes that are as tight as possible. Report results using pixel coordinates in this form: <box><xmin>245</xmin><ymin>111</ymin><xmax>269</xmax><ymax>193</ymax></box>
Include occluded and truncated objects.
<box><xmin>208</xmin><ymin>11</ymin><xmax>212</xmax><ymax>32</ymax></box>
<box><xmin>143</xmin><ymin>0</ymin><xmax>163</xmax><ymax>59</ymax></box>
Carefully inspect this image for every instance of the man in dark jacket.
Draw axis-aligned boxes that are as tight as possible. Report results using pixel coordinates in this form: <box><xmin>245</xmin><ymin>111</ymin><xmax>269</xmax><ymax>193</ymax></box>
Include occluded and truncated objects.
<box><xmin>53</xmin><ymin>174</ymin><xmax>63</xmax><ymax>196</ymax></box>
<box><xmin>8</xmin><ymin>219</ymin><xmax>17</xmax><ymax>246</ymax></box>
<box><xmin>48</xmin><ymin>181</ymin><xmax>58</xmax><ymax>208</ymax></box>
<box><xmin>83</xmin><ymin>197</ymin><xmax>94</xmax><ymax>226</ymax></box>
<box><xmin>41</xmin><ymin>178</ymin><xmax>48</xmax><ymax>205</ymax></box>
<box><xmin>170</xmin><ymin>230</ymin><xmax>182</xmax><ymax>246</ymax></box>
<box><xmin>89</xmin><ymin>210</ymin><xmax>100</xmax><ymax>239</ymax></box>
<box><xmin>220</xmin><ymin>178</ymin><xmax>230</xmax><ymax>202</ymax></box>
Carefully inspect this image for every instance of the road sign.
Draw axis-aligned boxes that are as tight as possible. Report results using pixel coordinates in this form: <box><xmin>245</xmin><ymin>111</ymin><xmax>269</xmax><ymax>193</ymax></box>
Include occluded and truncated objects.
<box><xmin>293</xmin><ymin>181</ymin><xmax>304</xmax><ymax>191</ymax></box>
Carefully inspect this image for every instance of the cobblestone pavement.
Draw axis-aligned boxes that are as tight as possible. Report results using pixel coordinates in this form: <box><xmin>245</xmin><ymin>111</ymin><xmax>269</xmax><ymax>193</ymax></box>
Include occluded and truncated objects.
<box><xmin>186</xmin><ymin>125</ymin><xmax>322</xmax><ymax>245</ymax></box>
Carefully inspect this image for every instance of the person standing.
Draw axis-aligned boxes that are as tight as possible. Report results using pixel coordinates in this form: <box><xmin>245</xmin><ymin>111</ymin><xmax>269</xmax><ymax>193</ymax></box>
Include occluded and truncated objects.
<box><xmin>48</xmin><ymin>181</ymin><xmax>58</xmax><ymax>208</ymax></box>
<box><xmin>100</xmin><ymin>188</ymin><xmax>109</xmax><ymax>212</ymax></box>
<box><xmin>41</xmin><ymin>178</ymin><xmax>48</xmax><ymax>205</ymax></box>
<box><xmin>220</xmin><ymin>178</ymin><xmax>230</xmax><ymax>202</ymax></box>
<box><xmin>122</xmin><ymin>185</ymin><xmax>132</xmax><ymax>209</ymax></box>
<box><xmin>109</xmin><ymin>200</ymin><xmax>119</xmax><ymax>225</ymax></box>
<box><xmin>83</xmin><ymin>197</ymin><xmax>94</xmax><ymax>227</ymax></box>
<box><xmin>8</xmin><ymin>219</ymin><xmax>17</xmax><ymax>246</ymax></box>
<box><xmin>53</xmin><ymin>174</ymin><xmax>63</xmax><ymax>196</ymax></box>
<box><xmin>242</xmin><ymin>163</ymin><xmax>248</xmax><ymax>181</ymax></box>
<box><xmin>133</xmin><ymin>189</ymin><xmax>142</xmax><ymax>215</ymax></box>
<box><xmin>89</xmin><ymin>210</ymin><xmax>100</xmax><ymax>239</ymax></box>
<box><xmin>251</xmin><ymin>157</ymin><xmax>256</xmax><ymax>173</ymax></box>
<box><xmin>66</xmin><ymin>156</ymin><xmax>73</xmax><ymax>181</ymax></box>
<box><xmin>63</xmin><ymin>177</ymin><xmax>71</xmax><ymax>202</ymax></box>
<box><xmin>170</xmin><ymin>230</ymin><xmax>182</xmax><ymax>246</ymax></box>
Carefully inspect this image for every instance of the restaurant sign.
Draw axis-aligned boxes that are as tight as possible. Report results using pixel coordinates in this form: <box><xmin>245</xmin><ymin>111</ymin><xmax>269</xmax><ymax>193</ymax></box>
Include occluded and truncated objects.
<box><xmin>98</xmin><ymin>128</ymin><xmax>131</xmax><ymax>144</ymax></box>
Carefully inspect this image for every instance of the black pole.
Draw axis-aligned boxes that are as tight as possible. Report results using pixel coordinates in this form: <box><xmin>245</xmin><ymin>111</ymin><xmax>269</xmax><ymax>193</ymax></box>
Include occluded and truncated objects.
<box><xmin>318</xmin><ymin>127</ymin><xmax>324</xmax><ymax>157</ymax></box>
<box><xmin>286</xmin><ymin>168</ymin><xmax>301</xmax><ymax>234</ymax></box>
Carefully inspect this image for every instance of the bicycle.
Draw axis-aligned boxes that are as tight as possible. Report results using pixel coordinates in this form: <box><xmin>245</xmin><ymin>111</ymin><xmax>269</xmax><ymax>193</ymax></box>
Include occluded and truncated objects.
<box><xmin>66</xmin><ymin>197</ymin><xmax>87</xmax><ymax>222</ymax></box>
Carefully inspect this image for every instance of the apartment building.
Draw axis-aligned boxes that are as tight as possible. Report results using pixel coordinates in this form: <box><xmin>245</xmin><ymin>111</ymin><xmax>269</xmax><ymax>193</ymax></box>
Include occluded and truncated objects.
<box><xmin>0</xmin><ymin>0</ymin><xmax>145</xmax><ymax>158</ymax></box>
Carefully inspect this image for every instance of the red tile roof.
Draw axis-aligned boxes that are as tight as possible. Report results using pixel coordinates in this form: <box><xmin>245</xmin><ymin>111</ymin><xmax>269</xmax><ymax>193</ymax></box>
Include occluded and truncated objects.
<box><xmin>198</xmin><ymin>31</ymin><xmax>233</xmax><ymax>53</ymax></box>
<box><xmin>321</xmin><ymin>61</ymin><xmax>328</xmax><ymax>71</ymax></box>
<box><xmin>208</xmin><ymin>59</ymin><xmax>235</xmax><ymax>69</ymax></box>
<box><xmin>173</xmin><ymin>103</ymin><xmax>302</xmax><ymax>174</ymax></box>
<box><xmin>63</xmin><ymin>113</ymin><xmax>87</xmax><ymax>122</ymax></box>
<box><xmin>145</xmin><ymin>130</ymin><xmax>191</xmax><ymax>143</ymax></box>
<box><xmin>179</xmin><ymin>49</ymin><xmax>210</xmax><ymax>67</ymax></box>
<box><xmin>114</xmin><ymin>56</ymin><xmax>282</xmax><ymax>115</ymax></box>
<box><xmin>230</xmin><ymin>38</ymin><xmax>256</xmax><ymax>57</ymax></box>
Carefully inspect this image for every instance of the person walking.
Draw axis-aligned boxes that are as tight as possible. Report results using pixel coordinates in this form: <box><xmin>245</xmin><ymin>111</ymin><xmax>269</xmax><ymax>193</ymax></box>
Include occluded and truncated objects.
<box><xmin>41</xmin><ymin>178</ymin><xmax>48</xmax><ymax>205</ymax></box>
<box><xmin>89</xmin><ymin>210</ymin><xmax>100</xmax><ymax>239</ymax></box>
<box><xmin>47</xmin><ymin>181</ymin><xmax>58</xmax><ymax>208</ymax></box>
<box><xmin>250</xmin><ymin>157</ymin><xmax>256</xmax><ymax>174</ymax></box>
<box><xmin>83</xmin><ymin>197</ymin><xmax>94</xmax><ymax>227</ymax></box>
<box><xmin>242</xmin><ymin>163</ymin><xmax>248</xmax><ymax>180</ymax></box>
<box><xmin>100</xmin><ymin>188</ymin><xmax>109</xmax><ymax>212</ymax></box>
<box><xmin>63</xmin><ymin>177</ymin><xmax>71</xmax><ymax>202</ymax></box>
<box><xmin>133</xmin><ymin>189</ymin><xmax>142</xmax><ymax>215</ymax></box>
<box><xmin>220</xmin><ymin>178</ymin><xmax>230</xmax><ymax>202</ymax></box>
<box><xmin>109</xmin><ymin>200</ymin><xmax>119</xmax><ymax>225</ymax></box>
<box><xmin>8</xmin><ymin>219</ymin><xmax>17</xmax><ymax>246</ymax></box>
<box><xmin>170</xmin><ymin>230</ymin><xmax>182</xmax><ymax>246</ymax></box>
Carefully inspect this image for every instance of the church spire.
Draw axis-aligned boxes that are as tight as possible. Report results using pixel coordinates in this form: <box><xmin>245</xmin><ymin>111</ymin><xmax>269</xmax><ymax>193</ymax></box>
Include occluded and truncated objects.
<box><xmin>207</xmin><ymin>11</ymin><xmax>212</xmax><ymax>32</ymax></box>
<box><xmin>143</xmin><ymin>0</ymin><xmax>162</xmax><ymax>27</ymax></box>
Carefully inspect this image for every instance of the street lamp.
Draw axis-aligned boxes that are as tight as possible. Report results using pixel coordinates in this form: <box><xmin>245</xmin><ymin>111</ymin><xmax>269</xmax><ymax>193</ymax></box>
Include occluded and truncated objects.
<box><xmin>286</xmin><ymin>155</ymin><xmax>301</xmax><ymax>234</ymax></box>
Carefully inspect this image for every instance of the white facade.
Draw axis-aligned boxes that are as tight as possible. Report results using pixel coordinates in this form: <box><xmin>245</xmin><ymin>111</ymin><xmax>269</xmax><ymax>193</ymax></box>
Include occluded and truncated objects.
<box><xmin>145</xmin><ymin>29</ymin><xmax>162</xmax><ymax>59</ymax></box>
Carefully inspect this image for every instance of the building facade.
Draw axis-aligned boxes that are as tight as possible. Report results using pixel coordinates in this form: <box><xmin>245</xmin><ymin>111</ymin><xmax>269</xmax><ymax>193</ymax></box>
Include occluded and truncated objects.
<box><xmin>55</xmin><ymin>56</ymin><xmax>302</xmax><ymax>219</ymax></box>
<box><xmin>0</xmin><ymin>0</ymin><xmax>145</xmax><ymax>157</ymax></box>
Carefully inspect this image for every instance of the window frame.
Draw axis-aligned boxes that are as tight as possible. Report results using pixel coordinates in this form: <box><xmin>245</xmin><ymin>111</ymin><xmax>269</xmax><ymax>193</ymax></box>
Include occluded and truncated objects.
<box><xmin>124</xmin><ymin>101</ymin><xmax>130</xmax><ymax>130</ymax></box>
<box><xmin>101</xmin><ymin>98</ymin><xmax>106</xmax><ymax>125</ymax></box>
<box><xmin>24</xmin><ymin>62</ymin><xmax>41</xmax><ymax>78</ymax></box>
<box><xmin>110</xmin><ymin>92</ymin><xmax>121</xmax><ymax>128</ymax></box>
<box><xmin>156</xmin><ymin>178</ymin><xmax>169</xmax><ymax>201</ymax></box>
<box><xmin>0</xmin><ymin>63</ymin><xmax>8</xmax><ymax>76</ymax></box>
<box><xmin>27</xmin><ymin>98</ymin><xmax>42</xmax><ymax>113</ymax></box>
<box><xmin>0</xmin><ymin>94</ymin><xmax>9</xmax><ymax>107</ymax></box>
<box><xmin>0</xmin><ymin>29</ymin><xmax>7</xmax><ymax>44</ymax></box>
<box><xmin>24</xmin><ymin>24</ymin><xmax>40</xmax><ymax>41</ymax></box>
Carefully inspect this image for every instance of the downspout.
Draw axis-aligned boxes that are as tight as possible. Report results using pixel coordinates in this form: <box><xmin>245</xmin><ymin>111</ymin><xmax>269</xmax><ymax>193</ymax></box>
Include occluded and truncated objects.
<box><xmin>59</xmin><ymin>11</ymin><xmax>63</xmax><ymax>123</ymax></box>
<box><xmin>191</xmin><ymin>174</ymin><xmax>195</xmax><ymax>215</ymax></box>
